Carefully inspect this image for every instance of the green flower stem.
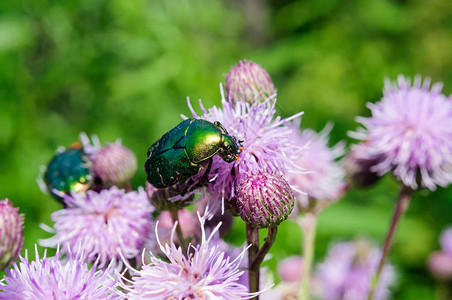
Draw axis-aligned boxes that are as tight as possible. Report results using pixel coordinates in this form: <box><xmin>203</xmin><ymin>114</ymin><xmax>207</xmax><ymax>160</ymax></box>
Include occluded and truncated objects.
<box><xmin>250</xmin><ymin>226</ymin><xmax>278</xmax><ymax>270</ymax></box>
<box><xmin>299</xmin><ymin>212</ymin><xmax>317</xmax><ymax>300</ymax></box>
<box><xmin>247</xmin><ymin>223</ymin><xmax>260</xmax><ymax>299</ymax></box>
<box><xmin>368</xmin><ymin>185</ymin><xmax>412</xmax><ymax>300</ymax></box>
<box><xmin>170</xmin><ymin>210</ymin><xmax>187</xmax><ymax>253</ymax></box>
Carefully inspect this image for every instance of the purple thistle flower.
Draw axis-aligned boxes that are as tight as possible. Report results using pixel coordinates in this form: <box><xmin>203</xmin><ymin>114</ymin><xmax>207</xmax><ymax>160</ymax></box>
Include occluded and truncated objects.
<box><xmin>350</xmin><ymin>75</ymin><xmax>452</xmax><ymax>190</ymax></box>
<box><xmin>314</xmin><ymin>240</ymin><xmax>395</xmax><ymax>300</ymax></box>
<box><xmin>286</xmin><ymin>123</ymin><xmax>346</xmax><ymax>212</ymax></box>
<box><xmin>0</xmin><ymin>199</ymin><xmax>24</xmax><ymax>271</ymax></box>
<box><xmin>118</xmin><ymin>216</ymin><xmax>261</xmax><ymax>299</ymax></box>
<box><xmin>186</xmin><ymin>88</ymin><xmax>303</xmax><ymax>211</ymax></box>
<box><xmin>428</xmin><ymin>227</ymin><xmax>452</xmax><ymax>279</ymax></box>
<box><xmin>236</xmin><ymin>169</ymin><xmax>295</xmax><ymax>228</ymax></box>
<box><xmin>0</xmin><ymin>246</ymin><xmax>120</xmax><ymax>299</ymax></box>
<box><xmin>225</xmin><ymin>60</ymin><xmax>277</xmax><ymax>105</ymax></box>
<box><xmin>40</xmin><ymin>186</ymin><xmax>154</xmax><ymax>268</ymax></box>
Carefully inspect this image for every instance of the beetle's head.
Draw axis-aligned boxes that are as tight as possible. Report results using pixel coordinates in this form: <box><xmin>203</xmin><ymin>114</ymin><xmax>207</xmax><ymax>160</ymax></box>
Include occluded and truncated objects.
<box><xmin>220</xmin><ymin>135</ymin><xmax>243</xmax><ymax>163</ymax></box>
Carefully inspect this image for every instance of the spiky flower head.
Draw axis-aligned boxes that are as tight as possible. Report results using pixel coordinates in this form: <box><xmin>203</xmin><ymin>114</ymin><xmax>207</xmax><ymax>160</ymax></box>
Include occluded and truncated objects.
<box><xmin>236</xmin><ymin>169</ymin><xmax>295</xmax><ymax>228</ymax></box>
<box><xmin>0</xmin><ymin>246</ymin><xmax>120</xmax><ymax>299</ymax></box>
<box><xmin>225</xmin><ymin>60</ymin><xmax>276</xmax><ymax>105</ymax></box>
<box><xmin>428</xmin><ymin>227</ymin><xmax>452</xmax><ymax>280</ymax></box>
<box><xmin>0</xmin><ymin>199</ymin><xmax>24</xmax><ymax>271</ymax></box>
<box><xmin>187</xmin><ymin>88</ymin><xmax>303</xmax><ymax>213</ymax></box>
<box><xmin>314</xmin><ymin>240</ymin><xmax>395</xmax><ymax>300</ymax></box>
<box><xmin>40</xmin><ymin>186</ymin><xmax>154</xmax><ymax>268</ymax></box>
<box><xmin>118</xmin><ymin>216</ymin><xmax>260</xmax><ymax>299</ymax></box>
<box><xmin>286</xmin><ymin>123</ymin><xmax>346</xmax><ymax>213</ymax></box>
<box><xmin>350</xmin><ymin>75</ymin><xmax>452</xmax><ymax>190</ymax></box>
<box><xmin>91</xmin><ymin>143</ymin><xmax>137</xmax><ymax>188</ymax></box>
<box><xmin>79</xmin><ymin>133</ymin><xmax>137</xmax><ymax>189</ymax></box>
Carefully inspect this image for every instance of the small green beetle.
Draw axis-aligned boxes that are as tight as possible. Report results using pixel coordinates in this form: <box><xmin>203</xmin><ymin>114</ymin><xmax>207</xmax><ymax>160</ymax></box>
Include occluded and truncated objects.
<box><xmin>44</xmin><ymin>142</ymin><xmax>92</xmax><ymax>202</ymax></box>
<box><xmin>145</xmin><ymin>119</ymin><xmax>242</xmax><ymax>189</ymax></box>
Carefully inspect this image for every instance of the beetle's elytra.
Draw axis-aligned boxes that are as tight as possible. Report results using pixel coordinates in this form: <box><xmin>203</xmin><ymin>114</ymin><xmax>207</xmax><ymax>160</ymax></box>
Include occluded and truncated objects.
<box><xmin>145</xmin><ymin>119</ymin><xmax>242</xmax><ymax>189</ymax></box>
<box><xmin>44</xmin><ymin>143</ymin><xmax>92</xmax><ymax>202</ymax></box>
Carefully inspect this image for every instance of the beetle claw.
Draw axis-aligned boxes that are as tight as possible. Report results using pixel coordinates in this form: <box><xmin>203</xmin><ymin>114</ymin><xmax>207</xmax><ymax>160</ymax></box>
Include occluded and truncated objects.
<box><xmin>235</xmin><ymin>154</ymin><xmax>240</xmax><ymax>162</ymax></box>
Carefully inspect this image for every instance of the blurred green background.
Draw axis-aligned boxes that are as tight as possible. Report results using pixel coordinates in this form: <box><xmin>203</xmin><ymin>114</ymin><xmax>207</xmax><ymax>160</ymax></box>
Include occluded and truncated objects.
<box><xmin>1</xmin><ymin>0</ymin><xmax>452</xmax><ymax>298</ymax></box>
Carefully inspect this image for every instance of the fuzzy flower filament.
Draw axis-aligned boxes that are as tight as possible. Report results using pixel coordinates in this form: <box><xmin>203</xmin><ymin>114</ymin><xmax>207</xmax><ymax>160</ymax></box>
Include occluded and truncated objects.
<box><xmin>187</xmin><ymin>90</ymin><xmax>303</xmax><ymax>211</ymax></box>
<box><xmin>314</xmin><ymin>240</ymin><xmax>395</xmax><ymax>300</ymax></box>
<box><xmin>0</xmin><ymin>246</ymin><xmax>120</xmax><ymax>299</ymax></box>
<box><xmin>118</xmin><ymin>216</ymin><xmax>260</xmax><ymax>299</ymax></box>
<box><xmin>40</xmin><ymin>186</ymin><xmax>154</xmax><ymax>268</ymax></box>
<box><xmin>286</xmin><ymin>123</ymin><xmax>345</xmax><ymax>212</ymax></box>
<box><xmin>350</xmin><ymin>75</ymin><xmax>452</xmax><ymax>190</ymax></box>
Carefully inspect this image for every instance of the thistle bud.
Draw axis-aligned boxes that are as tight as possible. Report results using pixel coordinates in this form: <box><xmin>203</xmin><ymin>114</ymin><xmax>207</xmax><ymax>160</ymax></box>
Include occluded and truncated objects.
<box><xmin>236</xmin><ymin>170</ymin><xmax>294</xmax><ymax>229</ymax></box>
<box><xmin>0</xmin><ymin>199</ymin><xmax>24</xmax><ymax>271</ymax></box>
<box><xmin>225</xmin><ymin>60</ymin><xmax>276</xmax><ymax>105</ymax></box>
<box><xmin>92</xmin><ymin>143</ymin><xmax>137</xmax><ymax>187</ymax></box>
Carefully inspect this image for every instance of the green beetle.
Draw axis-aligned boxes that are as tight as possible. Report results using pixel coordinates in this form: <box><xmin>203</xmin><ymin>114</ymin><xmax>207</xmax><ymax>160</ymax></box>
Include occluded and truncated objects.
<box><xmin>145</xmin><ymin>119</ymin><xmax>242</xmax><ymax>189</ymax></box>
<box><xmin>44</xmin><ymin>143</ymin><xmax>92</xmax><ymax>202</ymax></box>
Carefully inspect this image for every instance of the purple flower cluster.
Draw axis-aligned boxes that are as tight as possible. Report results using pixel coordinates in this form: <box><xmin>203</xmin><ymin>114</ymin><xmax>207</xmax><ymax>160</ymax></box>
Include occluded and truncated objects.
<box><xmin>118</xmin><ymin>217</ymin><xmax>257</xmax><ymax>299</ymax></box>
<box><xmin>314</xmin><ymin>240</ymin><xmax>395</xmax><ymax>300</ymax></box>
<box><xmin>286</xmin><ymin>123</ymin><xmax>346</xmax><ymax>212</ymax></box>
<box><xmin>40</xmin><ymin>186</ymin><xmax>154</xmax><ymax>268</ymax></box>
<box><xmin>0</xmin><ymin>246</ymin><xmax>120</xmax><ymax>299</ymax></box>
<box><xmin>187</xmin><ymin>90</ymin><xmax>303</xmax><ymax>212</ymax></box>
<box><xmin>351</xmin><ymin>75</ymin><xmax>452</xmax><ymax>190</ymax></box>
<box><xmin>5</xmin><ymin>61</ymin><xmax>436</xmax><ymax>300</ymax></box>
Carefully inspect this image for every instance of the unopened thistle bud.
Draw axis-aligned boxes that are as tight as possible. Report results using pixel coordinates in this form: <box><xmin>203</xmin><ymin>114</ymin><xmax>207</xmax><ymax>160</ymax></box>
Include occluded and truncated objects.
<box><xmin>0</xmin><ymin>199</ymin><xmax>24</xmax><ymax>271</ymax></box>
<box><xmin>92</xmin><ymin>143</ymin><xmax>137</xmax><ymax>187</ymax></box>
<box><xmin>225</xmin><ymin>60</ymin><xmax>276</xmax><ymax>105</ymax></box>
<box><xmin>236</xmin><ymin>170</ymin><xmax>294</xmax><ymax>229</ymax></box>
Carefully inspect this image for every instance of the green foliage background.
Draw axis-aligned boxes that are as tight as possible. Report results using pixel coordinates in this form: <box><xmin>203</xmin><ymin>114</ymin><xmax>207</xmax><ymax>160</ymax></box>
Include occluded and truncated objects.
<box><xmin>1</xmin><ymin>0</ymin><xmax>452</xmax><ymax>298</ymax></box>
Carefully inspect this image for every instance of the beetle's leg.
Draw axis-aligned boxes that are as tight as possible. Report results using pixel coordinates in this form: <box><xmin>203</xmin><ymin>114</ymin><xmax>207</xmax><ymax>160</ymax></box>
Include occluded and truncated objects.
<box><xmin>200</xmin><ymin>159</ymin><xmax>213</xmax><ymax>184</ymax></box>
<box><xmin>180</xmin><ymin>160</ymin><xmax>212</xmax><ymax>196</ymax></box>
<box><xmin>214</xmin><ymin>121</ymin><xmax>230</xmax><ymax>135</ymax></box>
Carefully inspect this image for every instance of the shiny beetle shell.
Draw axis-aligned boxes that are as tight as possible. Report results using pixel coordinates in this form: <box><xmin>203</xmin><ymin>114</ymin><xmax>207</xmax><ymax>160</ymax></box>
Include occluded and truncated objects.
<box><xmin>145</xmin><ymin>119</ymin><xmax>241</xmax><ymax>189</ymax></box>
<box><xmin>44</xmin><ymin>146</ymin><xmax>92</xmax><ymax>201</ymax></box>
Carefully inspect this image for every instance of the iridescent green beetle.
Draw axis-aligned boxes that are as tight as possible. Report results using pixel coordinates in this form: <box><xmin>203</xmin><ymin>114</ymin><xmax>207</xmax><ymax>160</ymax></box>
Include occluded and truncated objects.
<box><xmin>145</xmin><ymin>119</ymin><xmax>242</xmax><ymax>189</ymax></box>
<box><xmin>44</xmin><ymin>143</ymin><xmax>92</xmax><ymax>202</ymax></box>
